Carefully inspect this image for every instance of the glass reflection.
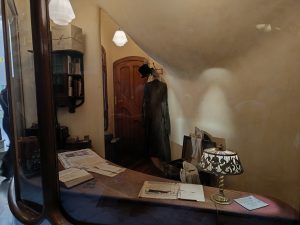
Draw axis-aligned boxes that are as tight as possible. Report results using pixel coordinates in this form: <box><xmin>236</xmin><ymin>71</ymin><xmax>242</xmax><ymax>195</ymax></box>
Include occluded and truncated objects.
<box><xmin>2</xmin><ymin>0</ymin><xmax>43</xmax><ymax>212</ymax></box>
<box><xmin>55</xmin><ymin>1</ymin><xmax>299</xmax><ymax>224</ymax></box>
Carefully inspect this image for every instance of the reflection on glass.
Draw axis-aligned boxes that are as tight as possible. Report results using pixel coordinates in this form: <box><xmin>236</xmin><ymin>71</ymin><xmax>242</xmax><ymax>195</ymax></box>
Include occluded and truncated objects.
<box><xmin>2</xmin><ymin>0</ymin><xmax>43</xmax><ymax>213</ymax></box>
<box><xmin>57</xmin><ymin>2</ymin><xmax>299</xmax><ymax>225</ymax></box>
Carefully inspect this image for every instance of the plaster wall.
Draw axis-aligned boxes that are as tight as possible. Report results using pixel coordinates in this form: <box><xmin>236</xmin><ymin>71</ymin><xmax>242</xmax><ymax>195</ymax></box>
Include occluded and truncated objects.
<box><xmin>56</xmin><ymin>0</ymin><xmax>104</xmax><ymax>156</ymax></box>
<box><xmin>166</xmin><ymin>34</ymin><xmax>300</xmax><ymax>209</ymax></box>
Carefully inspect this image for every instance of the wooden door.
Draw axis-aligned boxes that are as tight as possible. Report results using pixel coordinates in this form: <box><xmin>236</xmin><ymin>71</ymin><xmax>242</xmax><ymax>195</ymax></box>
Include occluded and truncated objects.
<box><xmin>113</xmin><ymin>56</ymin><xmax>146</xmax><ymax>163</ymax></box>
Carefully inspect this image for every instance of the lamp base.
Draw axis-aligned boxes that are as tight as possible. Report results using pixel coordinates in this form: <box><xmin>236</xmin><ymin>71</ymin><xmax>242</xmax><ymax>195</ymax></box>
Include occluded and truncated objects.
<box><xmin>211</xmin><ymin>193</ymin><xmax>232</xmax><ymax>205</ymax></box>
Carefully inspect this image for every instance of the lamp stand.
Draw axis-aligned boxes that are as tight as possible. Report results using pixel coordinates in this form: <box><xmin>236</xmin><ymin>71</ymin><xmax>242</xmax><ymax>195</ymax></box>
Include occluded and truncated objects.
<box><xmin>211</xmin><ymin>175</ymin><xmax>232</xmax><ymax>205</ymax></box>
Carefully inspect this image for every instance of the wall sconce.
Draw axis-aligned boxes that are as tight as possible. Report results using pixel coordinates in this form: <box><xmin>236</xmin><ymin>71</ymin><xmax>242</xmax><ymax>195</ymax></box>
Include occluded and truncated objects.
<box><xmin>112</xmin><ymin>29</ymin><xmax>128</xmax><ymax>47</ymax></box>
<box><xmin>49</xmin><ymin>0</ymin><xmax>75</xmax><ymax>26</ymax></box>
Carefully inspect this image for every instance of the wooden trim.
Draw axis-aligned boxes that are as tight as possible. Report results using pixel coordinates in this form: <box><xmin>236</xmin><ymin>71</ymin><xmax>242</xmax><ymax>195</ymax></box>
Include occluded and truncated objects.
<box><xmin>2</xmin><ymin>0</ymin><xmax>43</xmax><ymax>222</ymax></box>
<box><xmin>28</xmin><ymin>0</ymin><xmax>71</xmax><ymax>224</ymax></box>
<box><xmin>8</xmin><ymin>179</ymin><xmax>41</xmax><ymax>224</ymax></box>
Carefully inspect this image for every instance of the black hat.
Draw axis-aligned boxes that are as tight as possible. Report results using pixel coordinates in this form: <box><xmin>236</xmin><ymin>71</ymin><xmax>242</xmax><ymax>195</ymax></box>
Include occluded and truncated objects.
<box><xmin>138</xmin><ymin>64</ymin><xmax>153</xmax><ymax>78</ymax></box>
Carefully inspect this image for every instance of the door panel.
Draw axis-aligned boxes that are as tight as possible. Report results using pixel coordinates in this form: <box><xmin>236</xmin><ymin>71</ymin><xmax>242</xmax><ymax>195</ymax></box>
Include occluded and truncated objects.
<box><xmin>113</xmin><ymin>56</ymin><xmax>146</xmax><ymax>164</ymax></box>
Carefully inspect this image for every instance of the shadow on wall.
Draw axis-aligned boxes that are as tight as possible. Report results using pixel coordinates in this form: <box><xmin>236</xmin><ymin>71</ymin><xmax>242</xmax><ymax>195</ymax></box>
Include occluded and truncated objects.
<box><xmin>167</xmin><ymin>67</ymin><xmax>237</xmax><ymax>144</ymax></box>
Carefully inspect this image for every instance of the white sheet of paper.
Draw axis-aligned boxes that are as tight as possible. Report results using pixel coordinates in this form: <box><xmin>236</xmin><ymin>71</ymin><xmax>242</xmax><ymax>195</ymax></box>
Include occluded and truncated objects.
<box><xmin>95</xmin><ymin>163</ymin><xmax>126</xmax><ymax>173</ymax></box>
<box><xmin>178</xmin><ymin>183</ymin><xmax>205</xmax><ymax>202</ymax></box>
<box><xmin>87</xmin><ymin>167</ymin><xmax>118</xmax><ymax>177</ymax></box>
<box><xmin>234</xmin><ymin>195</ymin><xmax>269</xmax><ymax>210</ymax></box>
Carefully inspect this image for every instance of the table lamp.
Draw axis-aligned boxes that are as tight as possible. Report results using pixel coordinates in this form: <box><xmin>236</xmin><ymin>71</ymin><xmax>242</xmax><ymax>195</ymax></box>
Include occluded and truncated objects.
<box><xmin>199</xmin><ymin>145</ymin><xmax>243</xmax><ymax>205</ymax></box>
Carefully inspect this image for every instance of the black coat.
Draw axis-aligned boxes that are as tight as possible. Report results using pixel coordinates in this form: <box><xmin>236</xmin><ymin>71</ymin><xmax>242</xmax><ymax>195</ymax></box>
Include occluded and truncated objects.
<box><xmin>143</xmin><ymin>79</ymin><xmax>171</xmax><ymax>162</ymax></box>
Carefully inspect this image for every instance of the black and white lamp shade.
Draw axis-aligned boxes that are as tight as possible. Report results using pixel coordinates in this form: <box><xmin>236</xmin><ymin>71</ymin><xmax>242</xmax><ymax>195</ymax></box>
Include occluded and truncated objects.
<box><xmin>199</xmin><ymin>148</ymin><xmax>243</xmax><ymax>176</ymax></box>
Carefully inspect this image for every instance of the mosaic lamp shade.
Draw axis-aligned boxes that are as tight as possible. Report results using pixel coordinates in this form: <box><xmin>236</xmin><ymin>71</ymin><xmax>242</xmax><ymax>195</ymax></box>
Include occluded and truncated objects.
<box><xmin>199</xmin><ymin>145</ymin><xmax>243</xmax><ymax>204</ymax></box>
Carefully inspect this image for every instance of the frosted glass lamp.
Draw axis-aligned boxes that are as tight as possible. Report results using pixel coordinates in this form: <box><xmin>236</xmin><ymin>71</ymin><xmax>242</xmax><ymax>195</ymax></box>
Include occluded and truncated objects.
<box><xmin>199</xmin><ymin>145</ymin><xmax>243</xmax><ymax>205</ymax></box>
<box><xmin>112</xmin><ymin>30</ymin><xmax>128</xmax><ymax>47</ymax></box>
<box><xmin>49</xmin><ymin>0</ymin><xmax>75</xmax><ymax>26</ymax></box>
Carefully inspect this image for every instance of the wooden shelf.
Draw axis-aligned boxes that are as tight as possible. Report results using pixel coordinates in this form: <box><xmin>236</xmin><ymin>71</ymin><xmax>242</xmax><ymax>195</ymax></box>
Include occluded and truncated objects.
<box><xmin>52</xmin><ymin>50</ymin><xmax>85</xmax><ymax>113</ymax></box>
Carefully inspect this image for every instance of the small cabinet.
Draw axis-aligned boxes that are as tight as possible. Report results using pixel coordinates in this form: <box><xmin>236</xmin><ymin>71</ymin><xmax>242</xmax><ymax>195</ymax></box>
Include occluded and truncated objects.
<box><xmin>52</xmin><ymin>50</ymin><xmax>84</xmax><ymax>113</ymax></box>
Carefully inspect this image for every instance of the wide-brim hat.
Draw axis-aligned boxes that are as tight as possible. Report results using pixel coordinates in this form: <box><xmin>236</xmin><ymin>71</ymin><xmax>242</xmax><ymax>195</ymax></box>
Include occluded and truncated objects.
<box><xmin>138</xmin><ymin>64</ymin><xmax>153</xmax><ymax>78</ymax></box>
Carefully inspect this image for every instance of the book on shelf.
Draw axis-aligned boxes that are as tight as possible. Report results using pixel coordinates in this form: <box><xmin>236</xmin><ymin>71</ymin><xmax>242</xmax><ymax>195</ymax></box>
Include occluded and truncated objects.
<box><xmin>59</xmin><ymin>167</ymin><xmax>94</xmax><ymax>188</ymax></box>
<box><xmin>72</xmin><ymin>79</ymin><xmax>82</xmax><ymax>97</ymax></box>
<box><xmin>68</xmin><ymin>76</ymin><xmax>72</xmax><ymax>97</ymax></box>
<box><xmin>53</xmin><ymin>54</ymin><xmax>82</xmax><ymax>75</ymax></box>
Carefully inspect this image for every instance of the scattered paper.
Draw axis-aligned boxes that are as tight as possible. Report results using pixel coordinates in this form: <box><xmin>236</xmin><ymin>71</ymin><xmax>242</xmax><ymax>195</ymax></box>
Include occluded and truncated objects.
<box><xmin>95</xmin><ymin>163</ymin><xmax>126</xmax><ymax>174</ymax></box>
<box><xmin>87</xmin><ymin>167</ymin><xmax>118</xmax><ymax>177</ymax></box>
<box><xmin>58</xmin><ymin>149</ymin><xmax>126</xmax><ymax>178</ymax></box>
<box><xmin>87</xmin><ymin>163</ymin><xmax>125</xmax><ymax>177</ymax></box>
<box><xmin>58</xmin><ymin>148</ymin><xmax>106</xmax><ymax>169</ymax></box>
<box><xmin>234</xmin><ymin>195</ymin><xmax>269</xmax><ymax>210</ymax></box>
<box><xmin>178</xmin><ymin>183</ymin><xmax>205</xmax><ymax>202</ymax></box>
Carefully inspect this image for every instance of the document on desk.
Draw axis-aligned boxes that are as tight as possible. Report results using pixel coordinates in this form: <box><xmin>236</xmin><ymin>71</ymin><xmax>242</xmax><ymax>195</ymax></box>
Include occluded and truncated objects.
<box><xmin>58</xmin><ymin>148</ymin><xmax>106</xmax><ymax>169</ymax></box>
<box><xmin>234</xmin><ymin>195</ymin><xmax>269</xmax><ymax>210</ymax></box>
<box><xmin>139</xmin><ymin>181</ymin><xmax>179</xmax><ymax>200</ymax></box>
<box><xmin>87</xmin><ymin>163</ymin><xmax>126</xmax><ymax>177</ymax></box>
<box><xmin>177</xmin><ymin>183</ymin><xmax>205</xmax><ymax>202</ymax></box>
<box><xmin>139</xmin><ymin>181</ymin><xmax>205</xmax><ymax>201</ymax></box>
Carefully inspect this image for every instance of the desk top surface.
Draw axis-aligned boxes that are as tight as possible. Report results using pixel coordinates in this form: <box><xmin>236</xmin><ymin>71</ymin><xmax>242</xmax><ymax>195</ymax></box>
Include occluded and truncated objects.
<box><xmin>57</xmin><ymin>167</ymin><xmax>298</xmax><ymax>222</ymax></box>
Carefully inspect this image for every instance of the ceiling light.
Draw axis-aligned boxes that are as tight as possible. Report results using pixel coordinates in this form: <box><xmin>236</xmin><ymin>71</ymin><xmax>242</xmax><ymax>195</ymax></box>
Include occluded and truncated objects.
<box><xmin>112</xmin><ymin>30</ymin><xmax>128</xmax><ymax>47</ymax></box>
<box><xmin>256</xmin><ymin>24</ymin><xmax>272</xmax><ymax>33</ymax></box>
<box><xmin>49</xmin><ymin>0</ymin><xmax>75</xmax><ymax>26</ymax></box>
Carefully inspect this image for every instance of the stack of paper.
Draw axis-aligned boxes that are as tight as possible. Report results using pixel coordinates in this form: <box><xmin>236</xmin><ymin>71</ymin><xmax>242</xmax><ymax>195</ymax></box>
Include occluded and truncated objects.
<box><xmin>139</xmin><ymin>181</ymin><xmax>205</xmax><ymax>202</ymax></box>
<box><xmin>58</xmin><ymin>149</ymin><xmax>126</xmax><ymax>178</ymax></box>
<box><xmin>59</xmin><ymin>168</ymin><xmax>94</xmax><ymax>188</ymax></box>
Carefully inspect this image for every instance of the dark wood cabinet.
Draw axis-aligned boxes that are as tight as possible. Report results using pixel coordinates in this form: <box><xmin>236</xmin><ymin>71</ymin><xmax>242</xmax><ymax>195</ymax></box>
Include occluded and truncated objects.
<box><xmin>52</xmin><ymin>50</ymin><xmax>84</xmax><ymax>113</ymax></box>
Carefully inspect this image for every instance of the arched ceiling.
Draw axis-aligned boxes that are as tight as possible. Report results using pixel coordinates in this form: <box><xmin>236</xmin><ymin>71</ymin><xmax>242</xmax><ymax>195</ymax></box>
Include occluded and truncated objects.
<box><xmin>96</xmin><ymin>0</ymin><xmax>300</xmax><ymax>74</ymax></box>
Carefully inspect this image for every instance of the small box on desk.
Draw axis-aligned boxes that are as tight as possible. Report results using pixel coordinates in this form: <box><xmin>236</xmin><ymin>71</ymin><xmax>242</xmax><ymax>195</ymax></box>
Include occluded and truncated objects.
<box><xmin>64</xmin><ymin>136</ymin><xmax>92</xmax><ymax>150</ymax></box>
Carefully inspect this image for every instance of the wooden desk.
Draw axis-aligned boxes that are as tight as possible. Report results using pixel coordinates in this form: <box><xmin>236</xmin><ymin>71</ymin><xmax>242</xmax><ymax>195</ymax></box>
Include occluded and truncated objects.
<box><xmin>56</xmin><ymin>168</ymin><xmax>299</xmax><ymax>225</ymax></box>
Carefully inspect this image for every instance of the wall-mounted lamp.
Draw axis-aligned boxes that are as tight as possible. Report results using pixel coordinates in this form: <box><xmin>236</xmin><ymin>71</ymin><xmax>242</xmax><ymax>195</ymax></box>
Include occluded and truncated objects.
<box><xmin>49</xmin><ymin>0</ymin><xmax>75</xmax><ymax>26</ymax></box>
<box><xmin>112</xmin><ymin>30</ymin><xmax>128</xmax><ymax>47</ymax></box>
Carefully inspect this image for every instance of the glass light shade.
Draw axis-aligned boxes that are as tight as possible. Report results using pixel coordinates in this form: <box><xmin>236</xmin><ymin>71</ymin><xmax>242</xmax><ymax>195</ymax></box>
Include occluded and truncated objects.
<box><xmin>199</xmin><ymin>147</ymin><xmax>243</xmax><ymax>176</ymax></box>
<box><xmin>112</xmin><ymin>30</ymin><xmax>128</xmax><ymax>47</ymax></box>
<box><xmin>49</xmin><ymin>0</ymin><xmax>75</xmax><ymax>26</ymax></box>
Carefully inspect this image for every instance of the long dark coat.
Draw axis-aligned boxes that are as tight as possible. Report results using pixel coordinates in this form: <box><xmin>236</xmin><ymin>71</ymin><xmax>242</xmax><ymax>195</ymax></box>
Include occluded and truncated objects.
<box><xmin>143</xmin><ymin>79</ymin><xmax>171</xmax><ymax>162</ymax></box>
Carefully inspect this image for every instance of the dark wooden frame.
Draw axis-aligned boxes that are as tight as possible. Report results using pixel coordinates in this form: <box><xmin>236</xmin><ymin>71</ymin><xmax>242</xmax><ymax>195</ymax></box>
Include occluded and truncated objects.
<box><xmin>1</xmin><ymin>0</ymin><xmax>42</xmax><ymax>223</ymax></box>
<box><xmin>101</xmin><ymin>45</ymin><xmax>108</xmax><ymax>131</ymax></box>
<box><xmin>4</xmin><ymin>0</ymin><xmax>70</xmax><ymax>224</ymax></box>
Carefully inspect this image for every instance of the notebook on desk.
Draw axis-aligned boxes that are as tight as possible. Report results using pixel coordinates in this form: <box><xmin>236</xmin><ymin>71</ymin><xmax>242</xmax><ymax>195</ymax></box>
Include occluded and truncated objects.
<box><xmin>138</xmin><ymin>181</ymin><xmax>205</xmax><ymax>202</ymax></box>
